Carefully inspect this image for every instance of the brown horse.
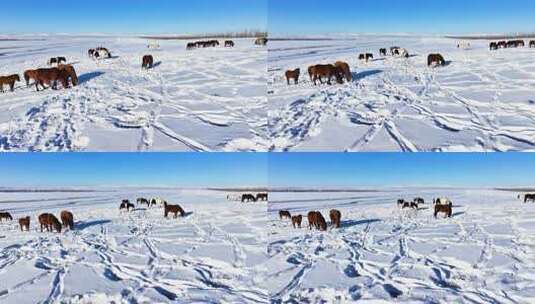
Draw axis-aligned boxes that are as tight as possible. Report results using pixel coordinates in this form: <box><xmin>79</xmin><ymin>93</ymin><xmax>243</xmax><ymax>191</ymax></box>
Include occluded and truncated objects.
<box><xmin>279</xmin><ymin>210</ymin><xmax>291</xmax><ymax>220</ymax></box>
<box><xmin>224</xmin><ymin>40</ymin><xmax>235</xmax><ymax>47</ymax></box>
<box><xmin>38</xmin><ymin>213</ymin><xmax>62</xmax><ymax>233</ymax></box>
<box><xmin>285</xmin><ymin>68</ymin><xmax>300</xmax><ymax>85</ymax></box>
<box><xmin>428</xmin><ymin>54</ymin><xmax>446</xmax><ymax>67</ymax></box>
<box><xmin>334</xmin><ymin>61</ymin><xmax>352</xmax><ymax>82</ymax></box>
<box><xmin>164</xmin><ymin>202</ymin><xmax>185</xmax><ymax>218</ymax></box>
<box><xmin>309</xmin><ymin>64</ymin><xmax>343</xmax><ymax>85</ymax></box>
<box><xmin>291</xmin><ymin>215</ymin><xmax>302</xmax><ymax>228</ymax></box>
<box><xmin>19</xmin><ymin>216</ymin><xmax>30</xmax><ymax>231</ymax></box>
<box><xmin>33</xmin><ymin>68</ymin><xmax>62</xmax><ymax>91</ymax></box>
<box><xmin>307</xmin><ymin>211</ymin><xmax>318</xmax><ymax>229</ymax></box>
<box><xmin>0</xmin><ymin>74</ymin><xmax>20</xmax><ymax>92</ymax></box>
<box><xmin>60</xmin><ymin>210</ymin><xmax>74</xmax><ymax>230</ymax></box>
<box><xmin>120</xmin><ymin>200</ymin><xmax>135</xmax><ymax>211</ymax></box>
<box><xmin>329</xmin><ymin>209</ymin><xmax>341</xmax><ymax>228</ymax></box>
<box><xmin>142</xmin><ymin>55</ymin><xmax>154</xmax><ymax>69</ymax></box>
<box><xmin>24</xmin><ymin>69</ymin><xmax>38</xmax><ymax>87</ymax></box>
<box><xmin>434</xmin><ymin>203</ymin><xmax>452</xmax><ymax>218</ymax></box>
<box><xmin>58</xmin><ymin>64</ymin><xmax>79</xmax><ymax>88</ymax></box>
<box><xmin>316</xmin><ymin>212</ymin><xmax>327</xmax><ymax>231</ymax></box>
<box><xmin>0</xmin><ymin>212</ymin><xmax>13</xmax><ymax>221</ymax></box>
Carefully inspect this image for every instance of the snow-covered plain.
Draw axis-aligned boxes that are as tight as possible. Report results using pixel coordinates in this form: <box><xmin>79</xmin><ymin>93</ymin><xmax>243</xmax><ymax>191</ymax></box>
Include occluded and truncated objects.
<box><xmin>268</xmin><ymin>35</ymin><xmax>535</xmax><ymax>151</ymax></box>
<box><xmin>0</xmin><ymin>35</ymin><xmax>267</xmax><ymax>151</ymax></box>
<box><xmin>0</xmin><ymin>188</ymin><xmax>268</xmax><ymax>303</ymax></box>
<box><xmin>267</xmin><ymin>188</ymin><xmax>535</xmax><ymax>303</ymax></box>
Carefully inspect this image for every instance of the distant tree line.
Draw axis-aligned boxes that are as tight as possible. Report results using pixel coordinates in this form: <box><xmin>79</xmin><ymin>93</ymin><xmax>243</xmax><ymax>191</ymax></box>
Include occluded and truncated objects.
<box><xmin>142</xmin><ymin>30</ymin><xmax>267</xmax><ymax>40</ymax></box>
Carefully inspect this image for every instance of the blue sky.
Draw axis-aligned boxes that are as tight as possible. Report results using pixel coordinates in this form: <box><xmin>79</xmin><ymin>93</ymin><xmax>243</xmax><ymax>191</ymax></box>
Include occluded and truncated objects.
<box><xmin>0</xmin><ymin>0</ymin><xmax>266</xmax><ymax>34</ymax></box>
<box><xmin>269</xmin><ymin>0</ymin><xmax>535</xmax><ymax>35</ymax></box>
<box><xmin>0</xmin><ymin>153</ymin><xmax>267</xmax><ymax>188</ymax></box>
<box><xmin>269</xmin><ymin>153</ymin><xmax>535</xmax><ymax>188</ymax></box>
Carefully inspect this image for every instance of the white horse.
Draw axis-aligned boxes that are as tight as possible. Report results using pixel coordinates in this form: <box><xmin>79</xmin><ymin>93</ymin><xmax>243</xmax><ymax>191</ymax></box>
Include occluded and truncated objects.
<box><xmin>391</xmin><ymin>47</ymin><xmax>409</xmax><ymax>58</ymax></box>
<box><xmin>457</xmin><ymin>41</ymin><xmax>471</xmax><ymax>50</ymax></box>
<box><xmin>434</xmin><ymin>197</ymin><xmax>452</xmax><ymax>205</ymax></box>
<box><xmin>226</xmin><ymin>194</ymin><xmax>241</xmax><ymax>201</ymax></box>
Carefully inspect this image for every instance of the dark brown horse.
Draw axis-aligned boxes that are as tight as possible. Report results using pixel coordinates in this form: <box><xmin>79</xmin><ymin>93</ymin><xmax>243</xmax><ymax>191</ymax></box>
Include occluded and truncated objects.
<box><xmin>120</xmin><ymin>200</ymin><xmax>135</xmax><ymax>211</ymax></box>
<box><xmin>0</xmin><ymin>212</ymin><xmax>13</xmax><ymax>221</ymax></box>
<box><xmin>291</xmin><ymin>215</ymin><xmax>302</xmax><ymax>228</ymax></box>
<box><xmin>279</xmin><ymin>210</ymin><xmax>291</xmax><ymax>220</ymax></box>
<box><xmin>307</xmin><ymin>211</ymin><xmax>318</xmax><ymax>230</ymax></box>
<box><xmin>334</xmin><ymin>61</ymin><xmax>352</xmax><ymax>82</ymax></box>
<box><xmin>489</xmin><ymin>42</ymin><xmax>498</xmax><ymax>50</ymax></box>
<box><xmin>163</xmin><ymin>202</ymin><xmax>185</xmax><ymax>218</ymax></box>
<box><xmin>241</xmin><ymin>193</ymin><xmax>257</xmax><ymax>203</ymax></box>
<box><xmin>256</xmin><ymin>193</ymin><xmax>268</xmax><ymax>201</ymax></box>
<box><xmin>0</xmin><ymin>74</ymin><xmax>20</xmax><ymax>92</ymax></box>
<box><xmin>58</xmin><ymin>64</ymin><xmax>79</xmax><ymax>88</ymax></box>
<box><xmin>38</xmin><ymin>213</ymin><xmax>62</xmax><ymax>233</ymax></box>
<box><xmin>224</xmin><ymin>40</ymin><xmax>235</xmax><ymax>47</ymax></box>
<box><xmin>19</xmin><ymin>216</ymin><xmax>30</xmax><ymax>231</ymax></box>
<box><xmin>32</xmin><ymin>68</ymin><xmax>62</xmax><ymax>91</ymax></box>
<box><xmin>309</xmin><ymin>64</ymin><xmax>343</xmax><ymax>85</ymax></box>
<box><xmin>60</xmin><ymin>210</ymin><xmax>74</xmax><ymax>230</ymax></box>
<box><xmin>329</xmin><ymin>209</ymin><xmax>341</xmax><ymax>228</ymax></box>
<box><xmin>285</xmin><ymin>68</ymin><xmax>300</xmax><ymax>85</ymax></box>
<box><xmin>142</xmin><ymin>55</ymin><xmax>154</xmax><ymax>69</ymax></box>
<box><xmin>434</xmin><ymin>202</ymin><xmax>452</xmax><ymax>218</ymax></box>
<box><xmin>427</xmin><ymin>54</ymin><xmax>446</xmax><ymax>67</ymax></box>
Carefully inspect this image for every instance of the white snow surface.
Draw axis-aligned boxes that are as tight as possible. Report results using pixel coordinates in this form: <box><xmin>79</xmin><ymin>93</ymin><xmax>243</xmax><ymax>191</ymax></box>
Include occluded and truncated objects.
<box><xmin>0</xmin><ymin>35</ymin><xmax>267</xmax><ymax>151</ymax></box>
<box><xmin>268</xmin><ymin>36</ymin><xmax>535</xmax><ymax>151</ymax></box>
<box><xmin>267</xmin><ymin>188</ymin><xmax>535</xmax><ymax>303</ymax></box>
<box><xmin>0</xmin><ymin>188</ymin><xmax>268</xmax><ymax>303</ymax></box>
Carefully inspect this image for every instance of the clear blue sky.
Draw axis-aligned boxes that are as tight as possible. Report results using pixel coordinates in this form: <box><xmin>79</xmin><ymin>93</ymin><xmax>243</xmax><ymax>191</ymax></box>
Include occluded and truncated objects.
<box><xmin>0</xmin><ymin>0</ymin><xmax>266</xmax><ymax>34</ymax></box>
<box><xmin>0</xmin><ymin>153</ymin><xmax>267</xmax><ymax>188</ymax></box>
<box><xmin>269</xmin><ymin>153</ymin><xmax>535</xmax><ymax>188</ymax></box>
<box><xmin>269</xmin><ymin>0</ymin><xmax>535</xmax><ymax>35</ymax></box>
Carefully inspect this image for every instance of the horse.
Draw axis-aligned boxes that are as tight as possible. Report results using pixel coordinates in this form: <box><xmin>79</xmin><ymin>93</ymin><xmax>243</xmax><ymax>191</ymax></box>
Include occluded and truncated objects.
<box><xmin>397</xmin><ymin>199</ymin><xmax>406</xmax><ymax>207</ymax></box>
<box><xmin>497</xmin><ymin>41</ymin><xmax>507</xmax><ymax>49</ymax></box>
<box><xmin>186</xmin><ymin>42</ymin><xmax>196</xmax><ymax>50</ymax></box>
<box><xmin>359</xmin><ymin>53</ymin><xmax>373</xmax><ymax>62</ymax></box>
<box><xmin>285</xmin><ymin>68</ymin><xmax>300</xmax><ymax>85</ymax></box>
<box><xmin>309</xmin><ymin>64</ymin><xmax>344</xmax><ymax>85</ymax></box>
<box><xmin>379</xmin><ymin>48</ymin><xmax>387</xmax><ymax>56</ymax></box>
<box><xmin>57</xmin><ymin>64</ymin><xmax>79</xmax><ymax>88</ymax></box>
<box><xmin>48</xmin><ymin>57</ymin><xmax>58</xmax><ymax>65</ymax></box>
<box><xmin>38</xmin><ymin>213</ymin><xmax>62</xmax><ymax>233</ymax></box>
<box><xmin>391</xmin><ymin>47</ymin><xmax>409</xmax><ymax>58</ymax></box>
<box><xmin>137</xmin><ymin>198</ymin><xmax>150</xmax><ymax>207</ymax></box>
<box><xmin>530</xmin><ymin>41</ymin><xmax>535</xmax><ymax>48</ymax></box>
<box><xmin>33</xmin><ymin>68</ymin><xmax>62</xmax><ymax>91</ymax></box>
<box><xmin>19</xmin><ymin>216</ymin><xmax>30</xmax><ymax>231</ymax></box>
<box><xmin>434</xmin><ymin>202</ymin><xmax>452</xmax><ymax>218</ymax></box>
<box><xmin>329</xmin><ymin>209</ymin><xmax>341</xmax><ymax>228</ymax></box>
<box><xmin>402</xmin><ymin>201</ymin><xmax>419</xmax><ymax>209</ymax></box>
<box><xmin>518</xmin><ymin>193</ymin><xmax>535</xmax><ymax>203</ymax></box>
<box><xmin>291</xmin><ymin>215</ymin><xmax>302</xmax><ymax>228</ymax></box>
<box><xmin>433</xmin><ymin>197</ymin><xmax>452</xmax><ymax>205</ymax></box>
<box><xmin>414</xmin><ymin>197</ymin><xmax>425</xmax><ymax>205</ymax></box>
<box><xmin>489</xmin><ymin>42</ymin><xmax>498</xmax><ymax>50</ymax></box>
<box><xmin>95</xmin><ymin>47</ymin><xmax>112</xmax><ymax>59</ymax></box>
<box><xmin>307</xmin><ymin>211</ymin><xmax>318</xmax><ymax>230</ymax></box>
<box><xmin>163</xmin><ymin>202</ymin><xmax>185</xmax><ymax>218</ymax></box>
<box><xmin>241</xmin><ymin>193</ymin><xmax>257</xmax><ymax>203</ymax></box>
<box><xmin>0</xmin><ymin>212</ymin><xmax>13</xmax><ymax>221</ymax></box>
<box><xmin>224</xmin><ymin>40</ymin><xmax>235</xmax><ymax>47</ymax></box>
<box><xmin>24</xmin><ymin>69</ymin><xmax>38</xmax><ymax>87</ymax></box>
<box><xmin>120</xmin><ymin>200</ymin><xmax>135</xmax><ymax>211</ymax></box>
<box><xmin>427</xmin><ymin>54</ymin><xmax>446</xmax><ymax>67</ymax></box>
<box><xmin>316</xmin><ymin>212</ymin><xmax>327</xmax><ymax>231</ymax></box>
<box><xmin>279</xmin><ymin>210</ymin><xmax>291</xmax><ymax>220</ymax></box>
<box><xmin>60</xmin><ymin>210</ymin><xmax>74</xmax><ymax>230</ymax></box>
<box><xmin>0</xmin><ymin>74</ymin><xmax>20</xmax><ymax>92</ymax></box>
<box><xmin>334</xmin><ymin>61</ymin><xmax>352</xmax><ymax>82</ymax></box>
<box><xmin>142</xmin><ymin>55</ymin><xmax>154</xmax><ymax>69</ymax></box>
<box><xmin>255</xmin><ymin>37</ymin><xmax>268</xmax><ymax>46</ymax></box>
<box><xmin>88</xmin><ymin>49</ymin><xmax>95</xmax><ymax>58</ymax></box>
<box><xmin>150</xmin><ymin>197</ymin><xmax>165</xmax><ymax>207</ymax></box>
<box><xmin>256</xmin><ymin>193</ymin><xmax>268</xmax><ymax>201</ymax></box>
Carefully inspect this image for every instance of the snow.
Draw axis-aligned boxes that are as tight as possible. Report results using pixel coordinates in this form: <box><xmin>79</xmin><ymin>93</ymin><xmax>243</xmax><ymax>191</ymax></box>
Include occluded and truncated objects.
<box><xmin>267</xmin><ymin>188</ymin><xmax>535</xmax><ymax>303</ymax></box>
<box><xmin>0</xmin><ymin>35</ymin><xmax>267</xmax><ymax>152</ymax></box>
<box><xmin>268</xmin><ymin>35</ymin><xmax>535</xmax><ymax>151</ymax></box>
<box><xmin>0</xmin><ymin>188</ymin><xmax>268</xmax><ymax>303</ymax></box>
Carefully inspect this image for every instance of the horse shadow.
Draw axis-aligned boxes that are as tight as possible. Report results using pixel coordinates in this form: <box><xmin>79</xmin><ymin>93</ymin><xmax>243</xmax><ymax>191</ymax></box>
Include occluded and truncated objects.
<box><xmin>79</xmin><ymin>71</ymin><xmax>105</xmax><ymax>84</ymax></box>
<box><xmin>340</xmin><ymin>218</ymin><xmax>381</xmax><ymax>229</ymax></box>
<box><xmin>182</xmin><ymin>211</ymin><xmax>194</xmax><ymax>218</ymax></box>
<box><xmin>152</xmin><ymin>61</ymin><xmax>162</xmax><ymax>68</ymax></box>
<box><xmin>76</xmin><ymin>219</ymin><xmax>111</xmax><ymax>230</ymax></box>
<box><xmin>451</xmin><ymin>211</ymin><xmax>465</xmax><ymax>218</ymax></box>
<box><xmin>444</xmin><ymin>60</ymin><xmax>452</xmax><ymax>66</ymax></box>
<box><xmin>352</xmin><ymin>69</ymin><xmax>382</xmax><ymax>81</ymax></box>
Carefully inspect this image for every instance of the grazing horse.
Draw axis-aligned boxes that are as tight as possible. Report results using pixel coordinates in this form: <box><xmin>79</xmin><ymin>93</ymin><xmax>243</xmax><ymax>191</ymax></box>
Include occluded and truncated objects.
<box><xmin>414</xmin><ymin>197</ymin><xmax>425</xmax><ymax>205</ymax></box>
<box><xmin>434</xmin><ymin>202</ymin><xmax>453</xmax><ymax>218</ymax></box>
<box><xmin>60</xmin><ymin>210</ymin><xmax>74</xmax><ymax>230</ymax></box>
<box><xmin>518</xmin><ymin>193</ymin><xmax>535</xmax><ymax>203</ymax></box>
<box><xmin>256</xmin><ymin>193</ymin><xmax>268</xmax><ymax>201</ymax></box>
<box><xmin>137</xmin><ymin>198</ymin><xmax>150</xmax><ymax>207</ymax></box>
<box><xmin>0</xmin><ymin>212</ymin><xmax>13</xmax><ymax>221</ymax></box>
<box><xmin>379</xmin><ymin>48</ymin><xmax>387</xmax><ymax>56</ymax></box>
<box><xmin>397</xmin><ymin>199</ymin><xmax>406</xmax><ymax>207</ymax></box>
<box><xmin>88</xmin><ymin>49</ymin><xmax>95</xmax><ymax>57</ymax></box>
<box><xmin>150</xmin><ymin>197</ymin><xmax>165</xmax><ymax>207</ymax></box>
<box><xmin>33</xmin><ymin>68</ymin><xmax>62</xmax><ymax>91</ymax></box>
<box><xmin>241</xmin><ymin>193</ymin><xmax>257</xmax><ymax>203</ymax></box>
<box><xmin>0</xmin><ymin>74</ymin><xmax>20</xmax><ymax>92</ymax></box>
<box><xmin>316</xmin><ymin>212</ymin><xmax>327</xmax><ymax>231</ymax></box>
<box><xmin>391</xmin><ymin>47</ymin><xmax>409</xmax><ymax>58</ymax></box>
<box><xmin>186</xmin><ymin>42</ymin><xmax>196</xmax><ymax>50</ymax></box>
<box><xmin>497</xmin><ymin>41</ymin><xmax>507</xmax><ymax>49</ymax></box>
<box><xmin>58</xmin><ymin>64</ymin><xmax>79</xmax><ymax>88</ymax></box>
<box><xmin>402</xmin><ymin>201</ymin><xmax>419</xmax><ymax>209</ymax></box>
<box><xmin>142</xmin><ymin>55</ymin><xmax>154</xmax><ymax>69</ymax></box>
<box><xmin>38</xmin><ymin>213</ymin><xmax>62</xmax><ymax>233</ymax></box>
<box><xmin>433</xmin><ymin>197</ymin><xmax>452</xmax><ymax>205</ymax></box>
<box><xmin>224</xmin><ymin>40</ymin><xmax>235</xmax><ymax>47</ymax></box>
<box><xmin>19</xmin><ymin>216</ymin><xmax>30</xmax><ymax>231</ymax></box>
<box><xmin>334</xmin><ymin>61</ymin><xmax>352</xmax><ymax>82</ymax></box>
<box><xmin>307</xmin><ymin>211</ymin><xmax>318</xmax><ymax>230</ymax></box>
<box><xmin>120</xmin><ymin>200</ymin><xmax>135</xmax><ymax>211</ymax></box>
<box><xmin>329</xmin><ymin>209</ymin><xmax>341</xmax><ymax>228</ymax></box>
<box><xmin>530</xmin><ymin>41</ymin><xmax>535</xmax><ymax>48</ymax></box>
<box><xmin>291</xmin><ymin>215</ymin><xmax>302</xmax><ymax>228</ymax></box>
<box><xmin>163</xmin><ymin>202</ymin><xmax>185</xmax><ymax>218</ymax></box>
<box><xmin>285</xmin><ymin>68</ymin><xmax>300</xmax><ymax>85</ymax></box>
<box><xmin>255</xmin><ymin>37</ymin><xmax>268</xmax><ymax>46</ymax></box>
<box><xmin>309</xmin><ymin>64</ymin><xmax>344</xmax><ymax>85</ymax></box>
<box><xmin>489</xmin><ymin>42</ymin><xmax>498</xmax><ymax>50</ymax></box>
<box><xmin>359</xmin><ymin>53</ymin><xmax>373</xmax><ymax>62</ymax></box>
<box><xmin>428</xmin><ymin>54</ymin><xmax>446</xmax><ymax>67</ymax></box>
<box><xmin>279</xmin><ymin>210</ymin><xmax>291</xmax><ymax>220</ymax></box>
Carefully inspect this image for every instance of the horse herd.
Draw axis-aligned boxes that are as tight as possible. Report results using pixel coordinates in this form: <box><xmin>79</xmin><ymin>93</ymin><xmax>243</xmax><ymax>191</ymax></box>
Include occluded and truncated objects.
<box><xmin>518</xmin><ymin>193</ymin><xmax>535</xmax><ymax>203</ymax></box>
<box><xmin>397</xmin><ymin>197</ymin><xmax>454</xmax><ymax>218</ymax></box>
<box><xmin>227</xmin><ymin>192</ymin><xmax>269</xmax><ymax>203</ymax></box>
<box><xmin>0</xmin><ymin>210</ymin><xmax>74</xmax><ymax>233</ymax></box>
<box><xmin>284</xmin><ymin>46</ymin><xmax>448</xmax><ymax>86</ymax></box>
<box><xmin>278</xmin><ymin>209</ymin><xmax>342</xmax><ymax>231</ymax></box>
<box><xmin>489</xmin><ymin>39</ymin><xmax>535</xmax><ymax>50</ymax></box>
<box><xmin>119</xmin><ymin>197</ymin><xmax>187</xmax><ymax>218</ymax></box>
<box><xmin>185</xmin><ymin>38</ymin><xmax>267</xmax><ymax>50</ymax></box>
